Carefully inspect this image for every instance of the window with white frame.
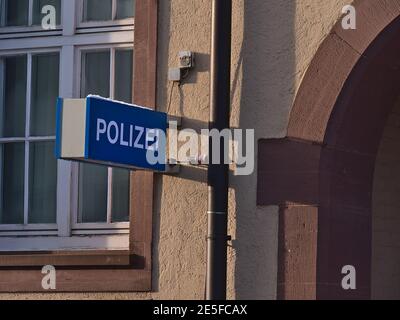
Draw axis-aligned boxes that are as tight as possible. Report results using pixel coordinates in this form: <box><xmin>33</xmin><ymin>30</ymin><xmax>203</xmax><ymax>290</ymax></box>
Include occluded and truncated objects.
<box><xmin>0</xmin><ymin>51</ymin><xmax>59</xmax><ymax>228</ymax></box>
<box><xmin>0</xmin><ymin>0</ymin><xmax>62</xmax><ymax>30</ymax></box>
<box><xmin>75</xmin><ymin>45</ymin><xmax>133</xmax><ymax>228</ymax></box>
<box><xmin>0</xmin><ymin>0</ymin><xmax>135</xmax><ymax>251</ymax></box>
<box><xmin>79</xmin><ymin>0</ymin><xmax>135</xmax><ymax>26</ymax></box>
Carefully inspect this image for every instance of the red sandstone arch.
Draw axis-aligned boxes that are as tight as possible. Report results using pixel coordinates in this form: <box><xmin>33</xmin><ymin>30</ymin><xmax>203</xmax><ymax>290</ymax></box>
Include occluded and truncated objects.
<box><xmin>257</xmin><ymin>0</ymin><xmax>400</xmax><ymax>299</ymax></box>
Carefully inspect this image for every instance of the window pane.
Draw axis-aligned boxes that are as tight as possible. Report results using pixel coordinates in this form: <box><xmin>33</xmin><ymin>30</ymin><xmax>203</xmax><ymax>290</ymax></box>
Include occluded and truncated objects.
<box><xmin>81</xmin><ymin>51</ymin><xmax>110</xmax><ymax>98</ymax></box>
<box><xmin>111</xmin><ymin>168</ymin><xmax>130</xmax><ymax>222</ymax></box>
<box><xmin>0</xmin><ymin>143</ymin><xmax>25</xmax><ymax>224</ymax></box>
<box><xmin>28</xmin><ymin>141</ymin><xmax>57</xmax><ymax>224</ymax></box>
<box><xmin>116</xmin><ymin>0</ymin><xmax>135</xmax><ymax>19</ymax></box>
<box><xmin>30</xmin><ymin>53</ymin><xmax>59</xmax><ymax>136</ymax></box>
<box><xmin>78</xmin><ymin>51</ymin><xmax>110</xmax><ymax>223</ymax></box>
<box><xmin>83</xmin><ymin>0</ymin><xmax>112</xmax><ymax>22</ymax></box>
<box><xmin>4</xmin><ymin>0</ymin><xmax>29</xmax><ymax>26</ymax></box>
<box><xmin>78</xmin><ymin>163</ymin><xmax>108</xmax><ymax>223</ymax></box>
<box><xmin>0</xmin><ymin>56</ymin><xmax>27</xmax><ymax>138</ymax></box>
<box><xmin>32</xmin><ymin>0</ymin><xmax>61</xmax><ymax>26</ymax></box>
<box><xmin>115</xmin><ymin>49</ymin><xmax>133</xmax><ymax>103</ymax></box>
<box><xmin>113</xmin><ymin>50</ymin><xmax>132</xmax><ymax>222</ymax></box>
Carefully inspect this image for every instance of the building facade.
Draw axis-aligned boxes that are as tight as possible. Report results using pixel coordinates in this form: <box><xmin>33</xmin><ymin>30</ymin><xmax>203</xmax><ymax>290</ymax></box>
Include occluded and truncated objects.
<box><xmin>0</xmin><ymin>0</ymin><xmax>399</xmax><ymax>300</ymax></box>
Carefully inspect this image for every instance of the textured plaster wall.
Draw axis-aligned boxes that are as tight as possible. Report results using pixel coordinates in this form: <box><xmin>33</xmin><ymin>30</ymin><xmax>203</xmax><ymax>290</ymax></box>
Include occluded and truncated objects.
<box><xmin>372</xmin><ymin>99</ymin><xmax>400</xmax><ymax>300</ymax></box>
<box><xmin>0</xmin><ymin>0</ymin><xmax>350</xmax><ymax>300</ymax></box>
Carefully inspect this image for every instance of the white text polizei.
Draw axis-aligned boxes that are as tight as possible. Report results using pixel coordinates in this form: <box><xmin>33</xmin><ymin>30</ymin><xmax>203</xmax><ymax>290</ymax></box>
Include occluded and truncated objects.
<box><xmin>96</xmin><ymin>118</ymin><xmax>160</xmax><ymax>151</ymax></box>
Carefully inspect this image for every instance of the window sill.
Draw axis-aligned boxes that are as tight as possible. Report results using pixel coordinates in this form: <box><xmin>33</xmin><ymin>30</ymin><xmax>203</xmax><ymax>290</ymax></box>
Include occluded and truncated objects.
<box><xmin>0</xmin><ymin>249</ymin><xmax>151</xmax><ymax>293</ymax></box>
<box><xmin>0</xmin><ymin>268</ymin><xmax>151</xmax><ymax>293</ymax></box>
<box><xmin>0</xmin><ymin>234</ymin><xmax>129</xmax><ymax>251</ymax></box>
<box><xmin>0</xmin><ymin>250</ymin><xmax>132</xmax><ymax>267</ymax></box>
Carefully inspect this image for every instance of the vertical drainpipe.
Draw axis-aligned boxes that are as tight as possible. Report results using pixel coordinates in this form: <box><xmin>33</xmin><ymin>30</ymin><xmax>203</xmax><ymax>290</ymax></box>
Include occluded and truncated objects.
<box><xmin>206</xmin><ymin>0</ymin><xmax>232</xmax><ymax>300</ymax></box>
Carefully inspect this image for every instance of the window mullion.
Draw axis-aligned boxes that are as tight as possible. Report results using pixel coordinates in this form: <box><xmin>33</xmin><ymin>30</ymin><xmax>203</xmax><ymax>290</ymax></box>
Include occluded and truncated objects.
<box><xmin>110</xmin><ymin>48</ymin><xmax>115</xmax><ymax>99</ymax></box>
<box><xmin>23</xmin><ymin>141</ymin><xmax>29</xmax><ymax>225</ymax></box>
<box><xmin>0</xmin><ymin>147</ymin><xmax>3</xmax><ymax>223</ymax></box>
<box><xmin>112</xmin><ymin>0</ymin><xmax>117</xmax><ymax>21</ymax></box>
<box><xmin>23</xmin><ymin>53</ymin><xmax>32</xmax><ymax>225</ymax></box>
<box><xmin>106</xmin><ymin>48</ymin><xmax>116</xmax><ymax>224</ymax></box>
<box><xmin>0</xmin><ymin>59</ymin><xmax>4</xmax><ymax>217</ymax></box>
<box><xmin>72</xmin><ymin>47</ymin><xmax>84</xmax><ymax>228</ymax></box>
<box><xmin>25</xmin><ymin>53</ymin><xmax>32</xmax><ymax>145</ymax></box>
<box><xmin>28</xmin><ymin>0</ymin><xmax>33</xmax><ymax>26</ymax></box>
<box><xmin>63</xmin><ymin>0</ymin><xmax>77</xmax><ymax>36</ymax></box>
<box><xmin>27</xmin><ymin>136</ymin><xmax>56</xmax><ymax>142</ymax></box>
<box><xmin>56</xmin><ymin>45</ymin><xmax>75</xmax><ymax>237</ymax></box>
<box><xmin>0</xmin><ymin>59</ymin><xmax>4</xmax><ymax>137</ymax></box>
<box><xmin>107</xmin><ymin>168</ymin><xmax>113</xmax><ymax>223</ymax></box>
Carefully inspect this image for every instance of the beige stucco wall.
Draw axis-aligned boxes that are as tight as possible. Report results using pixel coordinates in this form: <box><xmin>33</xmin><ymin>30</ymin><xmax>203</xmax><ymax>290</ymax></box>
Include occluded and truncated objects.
<box><xmin>0</xmin><ymin>0</ymin><xmax>351</xmax><ymax>300</ymax></box>
<box><xmin>372</xmin><ymin>98</ymin><xmax>400</xmax><ymax>300</ymax></box>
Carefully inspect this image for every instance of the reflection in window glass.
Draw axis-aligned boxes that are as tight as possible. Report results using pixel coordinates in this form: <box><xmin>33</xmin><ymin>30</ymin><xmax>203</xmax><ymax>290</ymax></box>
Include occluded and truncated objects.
<box><xmin>78</xmin><ymin>163</ymin><xmax>108</xmax><ymax>223</ymax></box>
<box><xmin>0</xmin><ymin>143</ymin><xmax>25</xmax><ymax>224</ymax></box>
<box><xmin>83</xmin><ymin>0</ymin><xmax>112</xmax><ymax>22</ymax></box>
<box><xmin>29</xmin><ymin>141</ymin><xmax>57</xmax><ymax>224</ymax></box>
<box><xmin>3</xmin><ymin>0</ymin><xmax>29</xmax><ymax>27</ymax></box>
<box><xmin>111</xmin><ymin>168</ymin><xmax>130</xmax><ymax>222</ymax></box>
<box><xmin>32</xmin><ymin>0</ymin><xmax>62</xmax><ymax>26</ymax></box>
<box><xmin>0</xmin><ymin>56</ymin><xmax>27</xmax><ymax>138</ymax></box>
<box><xmin>114</xmin><ymin>49</ymin><xmax>133</xmax><ymax>103</ymax></box>
<box><xmin>81</xmin><ymin>51</ymin><xmax>110</xmax><ymax>98</ymax></box>
<box><xmin>116</xmin><ymin>0</ymin><xmax>135</xmax><ymax>19</ymax></box>
<box><xmin>31</xmin><ymin>53</ymin><xmax>59</xmax><ymax>136</ymax></box>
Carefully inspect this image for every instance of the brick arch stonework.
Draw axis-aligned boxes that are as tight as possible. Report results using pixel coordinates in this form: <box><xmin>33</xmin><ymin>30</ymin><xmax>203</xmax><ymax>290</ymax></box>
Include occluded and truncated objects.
<box><xmin>257</xmin><ymin>0</ymin><xmax>400</xmax><ymax>299</ymax></box>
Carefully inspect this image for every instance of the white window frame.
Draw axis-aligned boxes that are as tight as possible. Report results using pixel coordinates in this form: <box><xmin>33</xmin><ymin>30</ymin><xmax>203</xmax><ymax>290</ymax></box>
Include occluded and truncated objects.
<box><xmin>0</xmin><ymin>48</ymin><xmax>61</xmax><ymax>233</ymax></box>
<box><xmin>0</xmin><ymin>0</ymin><xmax>134</xmax><ymax>251</ymax></box>
<box><xmin>72</xmin><ymin>44</ymin><xmax>132</xmax><ymax>233</ymax></box>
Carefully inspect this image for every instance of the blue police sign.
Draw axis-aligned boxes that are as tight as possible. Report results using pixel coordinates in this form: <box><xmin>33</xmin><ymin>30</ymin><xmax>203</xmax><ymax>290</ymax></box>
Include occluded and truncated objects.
<box><xmin>56</xmin><ymin>96</ymin><xmax>168</xmax><ymax>172</ymax></box>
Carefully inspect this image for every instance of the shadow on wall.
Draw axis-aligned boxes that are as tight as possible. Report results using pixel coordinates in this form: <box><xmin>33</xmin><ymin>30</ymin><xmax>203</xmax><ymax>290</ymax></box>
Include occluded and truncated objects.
<box><xmin>152</xmin><ymin>0</ymin><xmax>212</xmax><ymax>299</ymax></box>
<box><xmin>152</xmin><ymin>0</ymin><xmax>296</xmax><ymax>299</ymax></box>
<box><xmin>372</xmin><ymin>97</ymin><xmax>400</xmax><ymax>300</ymax></box>
<box><xmin>151</xmin><ymin>0</ymin><xmax>172</xmax><ymax>294</ymax></box>
<box><xmin>231</xmin><ymin>0</ymin><xmax>296</xmax><ymax>299</ymax></box>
